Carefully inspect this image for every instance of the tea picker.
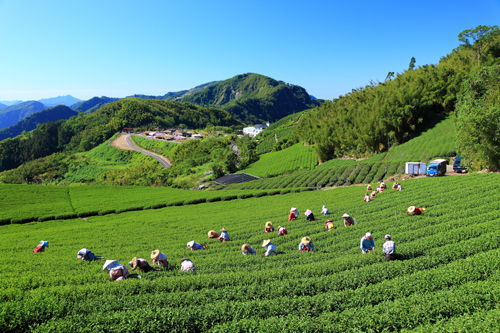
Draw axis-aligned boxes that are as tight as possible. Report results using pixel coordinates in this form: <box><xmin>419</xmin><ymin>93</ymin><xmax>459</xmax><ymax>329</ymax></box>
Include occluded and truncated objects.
<box><xmin>32</xmin><ymin>241</ymin><xmax>49</xmax><ymax>253</ymax></box>
<box><xmin>406</xmin><ymin>206</ymin><xmax>426</xmax><ymax>216</ymax></box>
<box><xmin>77</xmin><ymin>248</ymin><xmax>104</xmax><ymax>262</ymax></box>
<box><xmin>103</xmin><ymin>260</ymin><xmax>141</xmax><ymax>281</ymax></box>
<box><xmin>151</xmin><ymin>249</ymin><xmax>168</xmax><ymax>269</ymax></box>
<box><xmin>129</xmin><ymin>257</ymin><xmax>156</xmax><ymax>273</ymax></box>
<box><xmin>187</xmin><ymin>241</ymin><xmax>207</xmax><ymax>251</ymax></box>
<box><xmin>262</xmin><ymin>239</ymin><xmax>277</xmax><ymax>257</ymax></box>
<box><xmin>298</xmin><ymin>237</ymin><xmax>314</xmax><ymax>252</ymax></box>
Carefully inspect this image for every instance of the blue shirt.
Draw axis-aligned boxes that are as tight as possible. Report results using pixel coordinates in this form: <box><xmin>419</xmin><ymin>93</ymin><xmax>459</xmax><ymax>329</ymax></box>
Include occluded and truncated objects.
<box><xmin>220</xmin><ymin>231</ymin><xmax>230</xmax><ymax>240</ymax></box>
<box><xmin>298</xmin><ymin>241</ymin><xmax>314</xmax><ymax>251</ymax></box>
<box><xmin>264</xmin><ymin>243</ymin><xmax>276</xmax><ymax>256</ymax></box>
<box><xmin>242</xmin><ymin>247</ymin><xmax>256</xmax><ymax>255</ymax></box>
<box><xmin>360</xmin><ymin>237</ymin><xmax>375</xmax><ymax>251</ymax></box>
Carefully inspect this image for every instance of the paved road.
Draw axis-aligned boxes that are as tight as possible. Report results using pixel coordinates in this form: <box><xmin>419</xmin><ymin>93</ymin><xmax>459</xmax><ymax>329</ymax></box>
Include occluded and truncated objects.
<box><xmin>124</xmin><ymin>134</ymin><xmax>171</xmax><ymax>169</ymax></box>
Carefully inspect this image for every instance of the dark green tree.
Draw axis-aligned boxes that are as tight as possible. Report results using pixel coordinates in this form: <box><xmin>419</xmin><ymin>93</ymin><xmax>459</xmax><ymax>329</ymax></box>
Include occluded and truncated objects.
<box><xmin>456</xmin><ymin>65</ymin><xmax>500</xmax><ymax>171</ymax></box>
<box><xmin>458</xmin><ymin>25</ymin><xmax>500</xmax><ymax>65</ymax></box>
<box><xmin>408</xmin><ymin>57</ymin><xmax>416</xmax><ymax>70</ymax></box>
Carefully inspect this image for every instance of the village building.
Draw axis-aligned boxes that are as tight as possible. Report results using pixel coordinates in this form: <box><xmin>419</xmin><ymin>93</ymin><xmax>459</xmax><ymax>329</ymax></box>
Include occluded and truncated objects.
<box><xmin>243</xmin><ymin>124</ymin><xmax>268</xmax><ymax>137</ymax></box>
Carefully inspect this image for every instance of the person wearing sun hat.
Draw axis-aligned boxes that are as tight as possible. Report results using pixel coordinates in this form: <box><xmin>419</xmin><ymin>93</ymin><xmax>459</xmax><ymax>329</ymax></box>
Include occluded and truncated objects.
<box><xmin>265</xmin><ymin>221</ymin><xmax>275</xmax><ymax>233</ymax></box>
<box><xmin>298</xmin><ymin>237</ymin><xmax>314</xmax><ymax>252</ymax></box>
<box><xmin>208</xmin><ymin>230</ymin><xmax>219</xmax><ymax>239</ymax></box>
<box><xmin>367</xmin><ymin>184</ymin><xmax>372</xmax><ymax>191</ymax></box>
<box><xmin>151</xmin><ymin>249</ymin><xmax>168</xmax><ymax>269</ymax></box>
<box><xmin>278</xmin><ymin>225</ymin><xmax>288</xmax><ymax>236</ymax></box>
<box><xmin>383</xmin><ymin>235</ymin><xmax>396</xmax><ymax>261</ymax></box>
<box><xmin>343</xmin><ymin>213</ymin><xmax>357</xmax><ymax>227</ymax></box>
<box><xmin>187</xmin><ymin>241</ymin><xmax>204</xmax><ymax>251</ymax></box>
<box><xmin>103</xmin><ymin>260</ymin><xmax>130</xmax><ymax>281</ymax></box>
<box><xmin>128</xmin><ymin>257</ymin><xmax>154</xmax><ymax>273</ymax></box>
<box><xmin>360</xmin><ymin>232</ymin><xmax>375</xmax><ymax>254</ymax></box>
<box><xmin>180</xmin><ymin>258</ymin><xmax>196</xmax><ymax>272</ymax></box>
<box><xmin>77</xmin><ymin>248</ymin><xmax>103</xmax><ymax>261</ymax></box>
<box><xmin>370</xmin><ymin>191</ymin><xmax>376</xmax><ymax>199</ymax></box>
<box><xmin>32</xmin><ymin>241</ymin><xmax>49</xmax><ymax>253</ymax></box>
<box><xmin>364</xmin><ymin>193</ymin><xmax>371</xmax><ymax>202</ymax></box>
<box><xmin>262</xmin><ymin>239</ymin><xmax>277</xmax><ymax>257</ymax></box>
<box><xmin>406</xmin><ymin>206</ymin><xmax>426</xmax><ymax>216</ymax></box>
<box><xmin>380</xmin><ymin>182</ymin><xmax>387</xmax><ymax>190</ymax></box>
<box><xmin>218</xmin><ymin>228</ymin><xmax>230</xmax><ymax>242</ymax></box>
<box><xmin>288</xmin><ymin>208</ymin><xmax>299</xmax><ymax>221</ymax></box>
<box><xmin>241</xmin><ymin>243</ymin><xmax>256</xmax><ymax>255</ymax></box>
<box><xmin>325</xmin><ymin>220</ymin><xmax>334</xmax><ymax>231</ymax></box>
<box><xmin>321</xmin><ymin>205</ymin><xmax>329</xmax><ymax>215</ymax></box>
<box><xmin>305</xmin><ymin>209</ymin><xmax>318</xmax><ymax>222</ymax></box>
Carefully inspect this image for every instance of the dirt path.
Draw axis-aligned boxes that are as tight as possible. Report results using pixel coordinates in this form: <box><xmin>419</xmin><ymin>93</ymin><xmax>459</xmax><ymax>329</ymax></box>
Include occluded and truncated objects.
<box><xmin>111</xmin><ymin>134</ymin><xmax>171</xmax><ymax>169</ymax></box>
<box><xmin>110</xmin><ymin>134</ymin><xmax>134</xmax><ymax>151</ymax></box>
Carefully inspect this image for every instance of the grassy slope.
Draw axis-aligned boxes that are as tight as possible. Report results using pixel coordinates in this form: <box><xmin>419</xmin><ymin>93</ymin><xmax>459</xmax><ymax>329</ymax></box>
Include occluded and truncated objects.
<box><xmin>228</xmin><ymin>116</ymin><xmax>456</xmax><ymax>189</ymax></box>
<box><xmin>1</xmin><ymin>173</ymin><xmax>499</xmax><ymax>331</ymax></box>
<box><xmin>241</xmin><ymin>142</ymin><xmax>318</xmax><ymax>177</ymax></box>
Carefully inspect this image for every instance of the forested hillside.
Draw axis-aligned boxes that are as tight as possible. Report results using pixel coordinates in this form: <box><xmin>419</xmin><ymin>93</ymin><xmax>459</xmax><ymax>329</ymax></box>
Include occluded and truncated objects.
<box><xmin>180</xmin><ymin>73</ymin><xmax>320</xmax><ymax>124</ymax></box>
<box><xmin>294</xmin><ymin>26</ymin><xmax>500</xmax><ymax>163</ymax></box>
<box><xmin>0</xmin><ymin>101</ymin><xmax>47</xmax><ymax>130</ymax></box>
<box><xmin>0</xmin><ymin>105</ymin><xmax>78</xmax><ymax>141</ymax></box>
<box><xmin>70</xmin><ymin>96</ymin><xmax>120</xmax><ymax>113</ymax></box>
<box><xmin>0</xmin><ymin>98</ymin><xmax>242</xmax><ymax>173</ymax></box>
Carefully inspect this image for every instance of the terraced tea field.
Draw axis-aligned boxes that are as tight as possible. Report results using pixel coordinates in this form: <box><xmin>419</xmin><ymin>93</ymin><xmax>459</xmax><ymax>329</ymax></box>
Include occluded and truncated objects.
<box><xmin>1</xmin><ymin>173</ymin><xmax>500</xmax><ymax>332</ymax></box>
<box><xmin>241</xmin><ymin>142</ymin><xmax>318</xmax><ymax>177</ymax></box>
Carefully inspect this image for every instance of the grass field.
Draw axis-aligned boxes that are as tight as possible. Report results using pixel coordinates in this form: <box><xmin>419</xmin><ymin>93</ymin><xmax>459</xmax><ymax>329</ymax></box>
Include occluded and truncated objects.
<box><xmin>1</xmin><ymin>173</ymin><xmax>500</xmax><ymax>332</ymax></box>
<box><xmin>241</xmin><ymin>142</ymin><xmax>318</xmax><ymax>177</ymax></box>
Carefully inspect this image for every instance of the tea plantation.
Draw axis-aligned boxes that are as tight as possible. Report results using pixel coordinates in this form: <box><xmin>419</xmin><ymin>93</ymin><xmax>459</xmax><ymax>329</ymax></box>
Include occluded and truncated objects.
<box><xmin>1</xmin><ymin>173</ymin><xmax>500</xmax><ymax>332</ymax></box>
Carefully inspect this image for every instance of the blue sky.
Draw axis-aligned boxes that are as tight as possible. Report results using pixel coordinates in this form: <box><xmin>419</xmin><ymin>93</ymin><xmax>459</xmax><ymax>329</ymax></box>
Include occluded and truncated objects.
<box><xmin>0</xmin><ymin>0</ymin><xmax>499</xmax><ymax>102</ymax></box>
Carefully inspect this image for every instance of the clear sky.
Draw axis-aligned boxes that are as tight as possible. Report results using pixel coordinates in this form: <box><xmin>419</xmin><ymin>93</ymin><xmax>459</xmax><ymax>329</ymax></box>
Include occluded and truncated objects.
<box><xmin>0</xmin><ymin>0</ymin><xmax>499</xmax><ymax>102</ymax></box>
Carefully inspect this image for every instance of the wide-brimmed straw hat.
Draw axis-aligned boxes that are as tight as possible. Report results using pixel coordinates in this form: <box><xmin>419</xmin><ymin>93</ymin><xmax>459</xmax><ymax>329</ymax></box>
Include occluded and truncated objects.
<box><xmin>187</xmin><ymin>241</ymin><xmax>195</xmax><ymax>248</ymax></box>
<box><xmin>221</xmin><ymin>228</ymin><xmax>226</xmax><ymax>232</ymax></box>
<box><xmin>301</xmin><ymin>237</ymin><xmax>311</xmax><ymax>244</ymax></box>
<box><xmin>408</xmin><ymin>206</ymin><xmax>416</xmax><ymax>213</ymax></box>
<box><xmin>262</xmin><ymin>239</ymin><xmax>271</xmax><ymax>247</ymax></box>
<box><xmin>372</xmin><ymin>191</ymin><xmax>376</xmax><ymax>195</ymax></box>
<box><xmin>265</xmin><ymin>221</ymin><xmax>273</xmax><ymax>228</ymax></box>
<box><xmin>180</xmin><ymin>258</ymin><xmax>189</xmax><ymax>264</ymax></box>
<box><xmin>208</xmin><ymin>230</ymin><xmax>216</xmax><ymax>237</ymax></box>
<box><xmin>130</xmin><ymin>257</ymin><xmax>138</xmax><ymax>271</ymax></box>
<box><xmin>151</xmin><ymin>249</ymin><xmax>160</xmax><ymax>259</ymax></box>
<box><xmin>242</xmin><ymin>243</ymin><xmax>251</xmax><ymax>253</ymax></box>
<box><xmin>342</xmin><ymin>213</ymin><xmax>350</xmax><ymax>218</ymax></box>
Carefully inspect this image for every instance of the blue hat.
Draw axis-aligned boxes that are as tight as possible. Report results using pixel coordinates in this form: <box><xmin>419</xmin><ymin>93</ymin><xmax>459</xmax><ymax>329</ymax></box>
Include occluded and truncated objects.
<box><xmin>40</xmin><ymin>241</ymin><xmax>49</xmax><ymax>247</ymax></box>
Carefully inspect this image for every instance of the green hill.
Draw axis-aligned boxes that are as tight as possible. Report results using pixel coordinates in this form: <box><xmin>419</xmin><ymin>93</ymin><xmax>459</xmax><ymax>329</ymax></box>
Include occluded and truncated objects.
<box><xmin>0</xmin><ymin>98</ymin><xmax>242</xmax><ymax>175</ymax></box>
<box><xmin>180</xmin><ymin>73</ymin><xmax>320</xmax><ymax>124</ymax></box>
<box><xmin>0</xmin><ymin>101</ymin><xmax>47</xmax><ymax>130</ymax></box>
<box><xmin>0</xmin><ymin>105</ymin><xmax>78</xmax><ymax>141</ymax></box>
<box><xmin>294</xmin><ymin>31</ymin><xmax>500</xmax><ymax>162</ymax></box>
<box><xmin>227</xmin><ymin>116</ymin><xmax>456</xmax><ymax>190</ymax></box>
<box><xmin>1</xmin><ymin>173</ymin><xmax>500</xmax><ymax>331</ymax></box>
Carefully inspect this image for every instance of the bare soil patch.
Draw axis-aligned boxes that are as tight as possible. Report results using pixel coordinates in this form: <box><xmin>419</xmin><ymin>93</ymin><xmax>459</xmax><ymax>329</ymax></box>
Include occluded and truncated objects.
<box><xmin>111</xmin><ymin>134</ymin><xmax>134</xmax><ymax>151</ymax></box>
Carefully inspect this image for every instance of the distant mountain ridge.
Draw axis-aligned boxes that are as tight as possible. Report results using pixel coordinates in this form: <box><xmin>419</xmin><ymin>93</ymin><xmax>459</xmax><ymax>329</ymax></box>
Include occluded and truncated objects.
<box><xmin>0</xmin><ymin>101</ymin><xmax>48</xmax><ymax>130</ymax></box>
<box><xmin>0</xmin><ymin>105</ymin><xmax>78</xmax><ymax>141</ymax></box>
<box><xmin>0</xmin><ymin>103</ymin><xmax>7</xmax><ymax>109</ymax></box>
<box><xmin>70</xmin><ymin>96</ymin><xmax>121</xmax><ymax>113</ymax></box>
<box><xmin>38</xmin><ymin>95</ymin><xmax>80</xmax><ymax>107</ymax></box>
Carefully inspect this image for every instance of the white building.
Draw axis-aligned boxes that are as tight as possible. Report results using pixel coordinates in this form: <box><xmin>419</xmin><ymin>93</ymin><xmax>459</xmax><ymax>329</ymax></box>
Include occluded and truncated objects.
<box><xmin>243</xmin><ymin>124</ymin><xmax>268</xmax><ymax>137</ymax></box>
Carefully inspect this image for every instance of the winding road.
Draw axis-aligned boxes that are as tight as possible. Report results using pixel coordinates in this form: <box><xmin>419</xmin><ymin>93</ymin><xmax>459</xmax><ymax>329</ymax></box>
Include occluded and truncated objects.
<box><xmin>120</xmin><ymin>134</ymin><xmax>171</xmax><ymax>169</ymax></box>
